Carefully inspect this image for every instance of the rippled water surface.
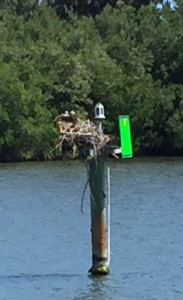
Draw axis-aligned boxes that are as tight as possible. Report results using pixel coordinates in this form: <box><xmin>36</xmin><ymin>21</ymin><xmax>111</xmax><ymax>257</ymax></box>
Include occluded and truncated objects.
<box><xmin>0</xmin><ymin>158</ymin><xmax>183</xmax><ymax>300</ymax></box>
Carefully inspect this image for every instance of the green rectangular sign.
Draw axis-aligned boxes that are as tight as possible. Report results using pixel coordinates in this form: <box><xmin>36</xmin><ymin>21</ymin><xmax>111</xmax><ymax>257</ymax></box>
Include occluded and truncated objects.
<box><xmin>119</xmin><ymin>115</ymin><xmax>133</xmax><ymax>158</ymax></box>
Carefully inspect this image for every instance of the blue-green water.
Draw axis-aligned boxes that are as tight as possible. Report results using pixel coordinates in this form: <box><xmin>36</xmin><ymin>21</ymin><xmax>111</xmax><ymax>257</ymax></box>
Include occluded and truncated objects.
<box><xmin>0</xmin><ymin>159</ymin><xmax>183</xmax><ymax>300</ymax></box>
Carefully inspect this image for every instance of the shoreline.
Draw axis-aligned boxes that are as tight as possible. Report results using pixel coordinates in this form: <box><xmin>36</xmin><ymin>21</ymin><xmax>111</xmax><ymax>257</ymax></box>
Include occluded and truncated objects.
<box><xmin>1</xmin><ymin>155</ymin><xmax>183</xmax><ymax>164</ymax></box>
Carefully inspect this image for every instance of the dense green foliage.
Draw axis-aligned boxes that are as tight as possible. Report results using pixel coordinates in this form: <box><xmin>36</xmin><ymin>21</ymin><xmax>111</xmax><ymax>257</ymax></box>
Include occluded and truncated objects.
<box><xmin>0</xmin><ymin>0</ymin><xmax>153</xmax><ymax>18</ymax></box>
<box><xmin>0</xmin><ymin>2</ymin><xmax>183</xmax><ymax>161</ymax></box>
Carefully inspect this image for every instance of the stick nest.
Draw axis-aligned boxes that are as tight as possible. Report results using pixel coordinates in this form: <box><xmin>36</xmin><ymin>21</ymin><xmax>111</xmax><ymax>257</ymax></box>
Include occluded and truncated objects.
<box><xmin>55</xmin><ymin>112</ymin><xmax>111</xmax><ymax>158</ymax></box>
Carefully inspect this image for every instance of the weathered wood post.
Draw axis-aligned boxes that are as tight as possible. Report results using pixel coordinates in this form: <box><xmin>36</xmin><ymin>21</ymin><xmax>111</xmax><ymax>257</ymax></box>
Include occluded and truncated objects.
<box><xmin>56</xmin><ymin>110</ymin><xmax>133</xmax><ymax>276</ymax></box>
<box><xmin>88</xmin><ymin>103</ymin><xmax>110</xmax><ymax>275</ymax></box>
<box><xmin>55</xmin><ymin>106</ymin><xmax>112</xmax><ymax>276</ymax></box>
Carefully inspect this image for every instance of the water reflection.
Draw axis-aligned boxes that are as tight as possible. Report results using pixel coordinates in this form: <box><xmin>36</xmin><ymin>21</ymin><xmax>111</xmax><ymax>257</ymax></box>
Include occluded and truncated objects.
<box><xmin>73</xmin><ymin>276</ymin><xmax>111</xmax><ymax>300</ymax></box>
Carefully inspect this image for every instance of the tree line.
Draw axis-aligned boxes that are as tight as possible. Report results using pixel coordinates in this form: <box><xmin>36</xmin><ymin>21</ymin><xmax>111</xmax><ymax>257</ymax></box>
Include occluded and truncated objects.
<box><xmin>0</xmin><ymin>0</ymin><xmax>183</xmax><ymax>161</ymax></box>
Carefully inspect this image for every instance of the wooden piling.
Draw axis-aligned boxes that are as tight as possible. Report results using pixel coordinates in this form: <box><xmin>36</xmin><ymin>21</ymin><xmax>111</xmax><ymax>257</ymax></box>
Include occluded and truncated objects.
<box><xmin>88</xmin><ymin>155</ymin><xmax>110</xmax><ymax>275</ymax></box>
<box><xmin>55</xmin><ymin>109</ymin><xmax>112</xmax><ymax>275</ymax></box>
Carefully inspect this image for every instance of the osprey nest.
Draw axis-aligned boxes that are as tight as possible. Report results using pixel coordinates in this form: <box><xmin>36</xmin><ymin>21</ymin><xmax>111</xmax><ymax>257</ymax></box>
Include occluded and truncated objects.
<box><xmin>55</xmin><ymin>111</ymin><xmax>111</xmax><ymax>159</ymax></box>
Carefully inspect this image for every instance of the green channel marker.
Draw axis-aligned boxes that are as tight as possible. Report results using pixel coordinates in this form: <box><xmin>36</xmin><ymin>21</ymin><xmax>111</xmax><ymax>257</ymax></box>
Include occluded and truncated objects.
<box><xmin>119</xmin><ymin>115</ymin><xmax>133</xmax><ymax>158</ymax></box>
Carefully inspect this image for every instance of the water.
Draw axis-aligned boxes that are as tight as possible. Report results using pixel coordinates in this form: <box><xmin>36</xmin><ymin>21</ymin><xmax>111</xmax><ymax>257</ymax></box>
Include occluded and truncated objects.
<box><xmin>0</xmin><ymin>158</ymin><xmax>183</xmax><ymax>300</ymax></box>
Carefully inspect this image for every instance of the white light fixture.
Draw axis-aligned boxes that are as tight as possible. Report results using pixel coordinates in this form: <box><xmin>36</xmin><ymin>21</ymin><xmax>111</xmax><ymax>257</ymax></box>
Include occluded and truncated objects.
<box><xmin>94</xmin><ymin>103</ymin><xmax>105</xmax><ymax>120</ymax></box>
